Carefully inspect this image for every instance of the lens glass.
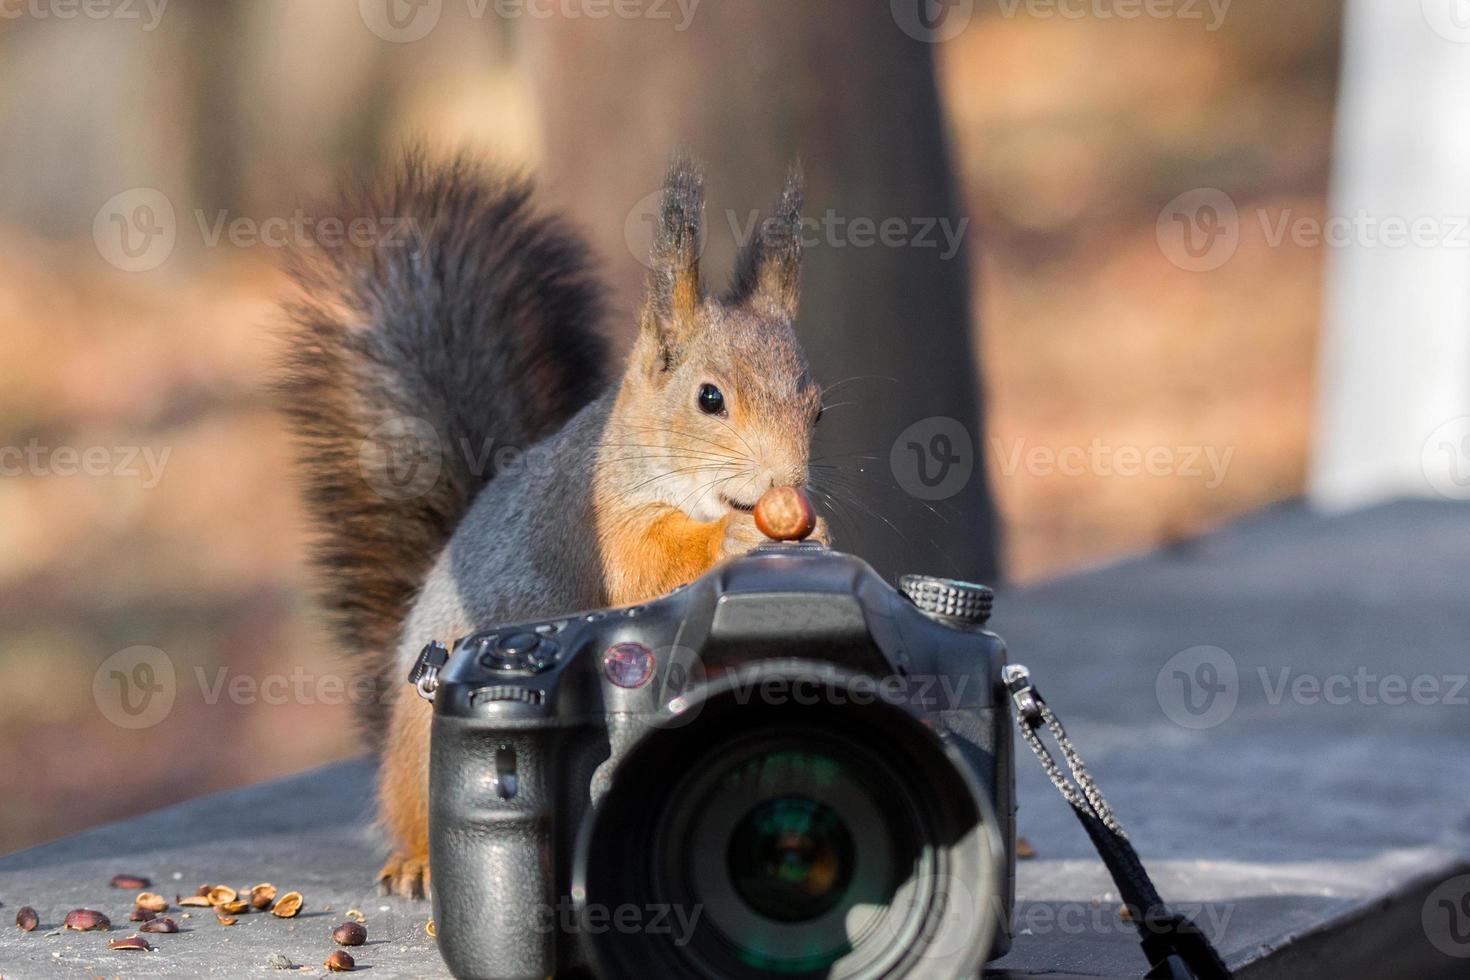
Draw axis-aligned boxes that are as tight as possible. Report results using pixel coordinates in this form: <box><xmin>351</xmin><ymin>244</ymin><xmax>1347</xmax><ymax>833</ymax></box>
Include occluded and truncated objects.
<box><xmin>661</xmin><ymin>737</ymin><xmax>931</xmax><ymax>976</ymax></box>
<box><xmin>728</xmin><ymin>791</ymin><xmax>856</xmax><ymax>923</ymax></box>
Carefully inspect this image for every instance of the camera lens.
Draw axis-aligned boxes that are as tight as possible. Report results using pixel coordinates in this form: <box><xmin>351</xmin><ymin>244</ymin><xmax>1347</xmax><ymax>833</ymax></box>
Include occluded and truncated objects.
<box><xmin>576</xmin><ymin>666</ymin><xmax>999</xmax><ymax>979</ymax></box>
<box><xmin>728</xmin><ymin>789</ymin><xmax>856</xmax><ymax>923</ymax></box>
<box><xmin>669</xmin><ymin>739</ymin><xmax>915</xmax><ymax>975</ymax></box>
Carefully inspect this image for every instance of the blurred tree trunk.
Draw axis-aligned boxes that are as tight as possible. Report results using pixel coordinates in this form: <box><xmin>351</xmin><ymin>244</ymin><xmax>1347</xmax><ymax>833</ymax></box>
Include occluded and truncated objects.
<box><xmin>523</xmin><ymin>2</ymin><xmax>999</xmax><ymax>585</ymax></box>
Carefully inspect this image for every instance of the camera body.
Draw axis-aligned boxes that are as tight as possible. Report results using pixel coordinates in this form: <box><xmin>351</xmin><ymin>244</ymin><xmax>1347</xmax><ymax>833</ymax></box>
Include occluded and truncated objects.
<box><xmin>417</xmin><ymin>540</ymin><xmax>1015</xmax><ymax>980</ymax></box>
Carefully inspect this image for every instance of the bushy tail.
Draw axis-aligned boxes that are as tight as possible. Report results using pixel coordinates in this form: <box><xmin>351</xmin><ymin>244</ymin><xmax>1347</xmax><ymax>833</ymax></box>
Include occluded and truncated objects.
<box><xmin>278</xmin><ymin>150</ymin><xmax>607</xmax><ymax>742</ymax></box>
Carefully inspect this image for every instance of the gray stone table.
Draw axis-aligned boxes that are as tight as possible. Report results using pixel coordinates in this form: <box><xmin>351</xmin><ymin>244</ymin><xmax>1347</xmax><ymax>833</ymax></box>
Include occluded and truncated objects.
<box><xmin>2</xmin><ymin>500</ymin><xmax>1468</xmax><ymax>978</ymax></box>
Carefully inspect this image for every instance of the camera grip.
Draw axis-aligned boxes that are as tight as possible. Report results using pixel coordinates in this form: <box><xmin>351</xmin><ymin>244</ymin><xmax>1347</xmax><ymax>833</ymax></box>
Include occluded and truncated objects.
<box><xmin>429</xmin><ymin>719</ymin><xmax>558</xmax><ymax>979</ymax></box>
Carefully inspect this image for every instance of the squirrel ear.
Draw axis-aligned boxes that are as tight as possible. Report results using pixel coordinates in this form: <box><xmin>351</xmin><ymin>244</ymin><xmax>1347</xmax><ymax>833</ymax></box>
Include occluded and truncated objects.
<box><xmin>728</xmin><ymin>162</ymin><xmax>804</xmax><ymax>321</ymax></box>
<box><xmin>639</xmin><ymin>154</ymin><xmax>706</xmax><ymax>372</ymax></box>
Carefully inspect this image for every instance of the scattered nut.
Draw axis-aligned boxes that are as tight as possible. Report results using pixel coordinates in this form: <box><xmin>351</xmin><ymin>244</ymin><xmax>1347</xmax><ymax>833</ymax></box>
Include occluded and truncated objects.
<box><xmin>139</xmin><ymin>916</ymin><xmax>179</xmax><ymax>934</ymax></box>
<box><xmin>135</xmin><ymin>892</ymin><xmax>169</xmax><ymax>913</ymax></box>
<box><xmin>128</xmin><ymin>909</ymin><xmax>156</xmax><ymax>923</ymax></box>
<box><xmin>63</xmin><ymin>909</ymin><xmax>111</xmax><ymax>932</ymax></box>
<box><xmin>217</xmin><ymin>899</ymin><xmax>249</xmax><ymax>916</ymax></box>
<box><xmin>344</xmin><ymin>908</ymin><xmax>366</xmax><ymax>924</ymax></box>
<box><xmin>216</xmin><ymin>914</ymin><xmax>238</xmax><ymax>926</ymax></box>
<box><xmin>249</xmin><ymin>883</ymin><xmax>278</xmax><ymax>911</ymax></box>
<box><xmin>271</xmin><ymin>891</ymin><xmax>303</xmax><ymax>919</ymax></box>
<box><xmin>324</xmin><ymin>950</ymin><xmax>355</xmax><ymax>972</ymax></box>
<box><xmin>1017</xmin><ymin>836</ymin><xmax>1037</xmax><ymax>859</ymax></box>
<box><xmin>333</xmin><ymin>921</ymin><xmax>367</xmax><ymax>946</ymax></box>
<box><xmin>15</xmin><ymin>906</ymin><xmax>39</xmax><ymax>931</ymax></box>
<box><xmin>110</xmin><ymin>874</ymin><xmax>151</xmax><ymax>890</ymax></box>
<box><xmin>265</xmin><ymin>952</ymin><xmax>293</xmax><ymax>970</ymax></box>
<box><xmin>426</xmin><ymin>918</ymin><xmax>436</xmax><ymax>938</ymax></box>
<box><xmin>178</xmin><ymin>895</ymin><xmax>213</xmax><ymax>907</ymax></box>
<box><xmin>108</xmin><ymin>934</ymin><xmax>153</xmax><ymax>951</ymax></box>
<box><xmin>206</xmin><ymin>885</ymin><xmax>238</xmax><ymax>906</ymax></box>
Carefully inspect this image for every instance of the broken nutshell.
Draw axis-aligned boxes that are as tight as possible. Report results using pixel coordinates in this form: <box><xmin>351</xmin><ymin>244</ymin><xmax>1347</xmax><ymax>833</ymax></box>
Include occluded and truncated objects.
<box><xmin>250</xmin><ymin>883</ymin><xmax>278</xmax><ymax>910</ymax></box>
<box><xmin>128</xmin><ymin>909</ymin><xmax>156</xmax><ymax>923</ymax></box>
<box><xmin>333</xmin><ymin>921</ymin><xmax>368</xmax><ymax>946</ymax></box>
<box><xmin>325</xmin><ymin>950</ymin><xmax>356</xmax><ymax>972</ymax></box>
<box><xmin>271</xmin><ymin>891</ymin><xmax>304</xmax><ymax>918</ymax></box>
<box><xmin>16</xmin><ymin>906</ymin><xmax>39</xmax><ymax>931</ymax></box>
<box><xmin>63</xmin><ymin>909</ymin><xmax>111</xmax><ymax>931</ymax></box>
<box><xmin>110</xmin><ymin>874</ymin><xmax>151</xmax><ymax>890</ymax></box>
<box><xmin>206</xmin><ymin>885</ymin><xmax>238</xmax><ymax>906</ymax></box>
<box><xmin>135</xmin><ymin>891</ymin><xmax>169</xmax><ymax>913</ymax></box>
<box><xmin>139</xmin><ymin>916</ymin><xmax>179</xmax><ymax>934</ymax></box>
<box><xmin>108</xmin><ymin>934</ymin><xmax>153</xmax><ymax>951</ymax></box>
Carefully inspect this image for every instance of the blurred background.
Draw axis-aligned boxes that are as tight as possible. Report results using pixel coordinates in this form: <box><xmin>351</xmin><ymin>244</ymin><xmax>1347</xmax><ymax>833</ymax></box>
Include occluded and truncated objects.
<box><xmin>0</xmin><ymin>0</ymin><xmax>1412</xmax><ymax>852</ymax></box>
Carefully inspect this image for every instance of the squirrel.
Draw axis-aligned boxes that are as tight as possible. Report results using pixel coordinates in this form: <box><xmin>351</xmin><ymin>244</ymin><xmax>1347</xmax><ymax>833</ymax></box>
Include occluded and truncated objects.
<box><xmin>278</xmin><ymin>150</ymin><xmax>826</xmax><ymax>898</ymax></box>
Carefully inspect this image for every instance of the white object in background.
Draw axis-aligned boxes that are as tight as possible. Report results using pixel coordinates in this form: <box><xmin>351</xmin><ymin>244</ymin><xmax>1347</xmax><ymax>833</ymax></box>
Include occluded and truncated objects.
<box><xmin>1311</xmin><ymin>0</ymin><xmax>1470</xmax><ymax>508</ymax></box>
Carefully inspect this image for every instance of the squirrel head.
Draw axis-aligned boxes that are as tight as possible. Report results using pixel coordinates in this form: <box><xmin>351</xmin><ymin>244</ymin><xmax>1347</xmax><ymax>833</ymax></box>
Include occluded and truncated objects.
<box><xmin>615</xmin><ymin>156</ymin><xmax>821</xmax><ymax>523</ymax></box>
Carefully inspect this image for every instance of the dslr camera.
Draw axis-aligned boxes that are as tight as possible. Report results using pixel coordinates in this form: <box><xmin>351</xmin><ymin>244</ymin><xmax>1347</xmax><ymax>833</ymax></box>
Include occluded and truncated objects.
<box><xmin>411</xmin><ymin>538</ymin><xmax>1015</xmax><ymax>979</ymax></box>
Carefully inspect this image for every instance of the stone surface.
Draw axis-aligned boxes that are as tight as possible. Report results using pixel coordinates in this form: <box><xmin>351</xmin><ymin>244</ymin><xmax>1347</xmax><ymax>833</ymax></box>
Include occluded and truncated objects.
<box><xmin>2</xmin><ymin>499</ymin><xmax>1468</xmax><ymax>978</ymax></box>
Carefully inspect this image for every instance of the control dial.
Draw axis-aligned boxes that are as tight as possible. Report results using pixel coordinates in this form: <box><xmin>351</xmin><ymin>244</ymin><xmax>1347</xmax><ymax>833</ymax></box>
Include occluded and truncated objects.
<box><xmin>899</xmin><ymin>575</ymin><xmax>994</xmax><ymax>626</ymax></box>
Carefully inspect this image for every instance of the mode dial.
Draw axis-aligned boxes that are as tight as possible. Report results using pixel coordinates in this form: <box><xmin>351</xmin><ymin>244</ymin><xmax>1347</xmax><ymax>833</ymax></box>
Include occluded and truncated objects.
<box><xmin>899</xmin><ymin>575</ymin><xmax>994</xmax><ymax>626</ymax></box>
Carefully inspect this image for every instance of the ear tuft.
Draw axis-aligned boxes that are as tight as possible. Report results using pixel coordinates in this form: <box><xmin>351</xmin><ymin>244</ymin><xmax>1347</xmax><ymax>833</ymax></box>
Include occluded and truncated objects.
<box><xmin>728</xmin><ymin>162</ymin><xmax>804</xmax><ymax>321</ymax></box>
<box><xmin>640</xmin><ymin>153</ymin><xmax>706</xmax><ymax>370</ymax></box>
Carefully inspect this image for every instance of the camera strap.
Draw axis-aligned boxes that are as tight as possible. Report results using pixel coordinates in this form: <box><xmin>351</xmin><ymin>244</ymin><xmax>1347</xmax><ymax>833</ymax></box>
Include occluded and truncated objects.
<box><xmin>1003</xmin><ymin>665</ymin><xmax>1233</xmax><ymax>980</ymax></box>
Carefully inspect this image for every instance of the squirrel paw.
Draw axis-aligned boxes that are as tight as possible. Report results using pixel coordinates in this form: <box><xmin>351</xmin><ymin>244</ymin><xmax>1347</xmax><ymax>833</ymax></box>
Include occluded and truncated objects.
<box><xmin>377</xmin><ymin>852</ymin><xmax>431</xmax><ymax>900</ymax></box>
<box><xmin>809</xmin><ymin>514</ymin><xmax>832</xmax><ymax>546</ymax></box>
<box><xmin>719</xmin><ymin>511</ymin><xmax>767</xmax><ymax>558</ymax></box>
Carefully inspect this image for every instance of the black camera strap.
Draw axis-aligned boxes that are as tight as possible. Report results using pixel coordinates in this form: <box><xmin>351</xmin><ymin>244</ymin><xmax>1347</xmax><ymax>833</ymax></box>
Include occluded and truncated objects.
<box><xmin>1002</xmin><ymin>665</ymin><xmax>1233</xmax><ymax>980</ymax></box>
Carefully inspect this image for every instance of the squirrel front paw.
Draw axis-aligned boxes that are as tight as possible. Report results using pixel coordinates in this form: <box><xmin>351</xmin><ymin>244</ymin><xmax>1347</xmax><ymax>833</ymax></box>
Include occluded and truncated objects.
<box><xmin>809</xmin><ymin>514</ymin><xmax>832</xmax><ymax>546</ymax></box>
<box><xmin>719</xmin><ymin>511</ymin><xmax>768</xmax><ymax>559</ymax></box>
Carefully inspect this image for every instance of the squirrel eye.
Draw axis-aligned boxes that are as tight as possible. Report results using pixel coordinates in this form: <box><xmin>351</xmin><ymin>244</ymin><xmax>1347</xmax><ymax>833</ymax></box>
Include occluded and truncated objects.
<box><xmin>697</xmin><ymin>383</ymin><xmax>726</xmax><ymax>416</ymax></box>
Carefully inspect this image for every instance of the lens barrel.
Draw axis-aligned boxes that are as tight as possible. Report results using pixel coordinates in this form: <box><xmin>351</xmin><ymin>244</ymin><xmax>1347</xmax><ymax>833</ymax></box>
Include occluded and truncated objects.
<box><xmin>575</xmin><ymin>661</ymin><xmax>1000</xmax><ymax>980</ymax></box>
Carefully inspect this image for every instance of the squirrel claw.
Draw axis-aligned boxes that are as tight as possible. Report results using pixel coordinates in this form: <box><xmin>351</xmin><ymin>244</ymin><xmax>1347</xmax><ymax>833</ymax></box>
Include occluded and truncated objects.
<box><xmin>377</xmin><ymin>853</ymin><xmax>431</xmax><ymax>900</ymax></box>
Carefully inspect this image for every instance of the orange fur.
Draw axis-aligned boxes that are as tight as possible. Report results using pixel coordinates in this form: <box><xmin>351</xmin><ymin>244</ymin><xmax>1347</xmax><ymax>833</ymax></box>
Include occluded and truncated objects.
<box><xmin>377</xmin><ymin>689</ymin><xmax>433</xmax><ymax>896</ymax></box>
<box><xmin>598</xmin><ymin>504</ymin><xmax>730</xmax><ymax>606</ymax></box>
